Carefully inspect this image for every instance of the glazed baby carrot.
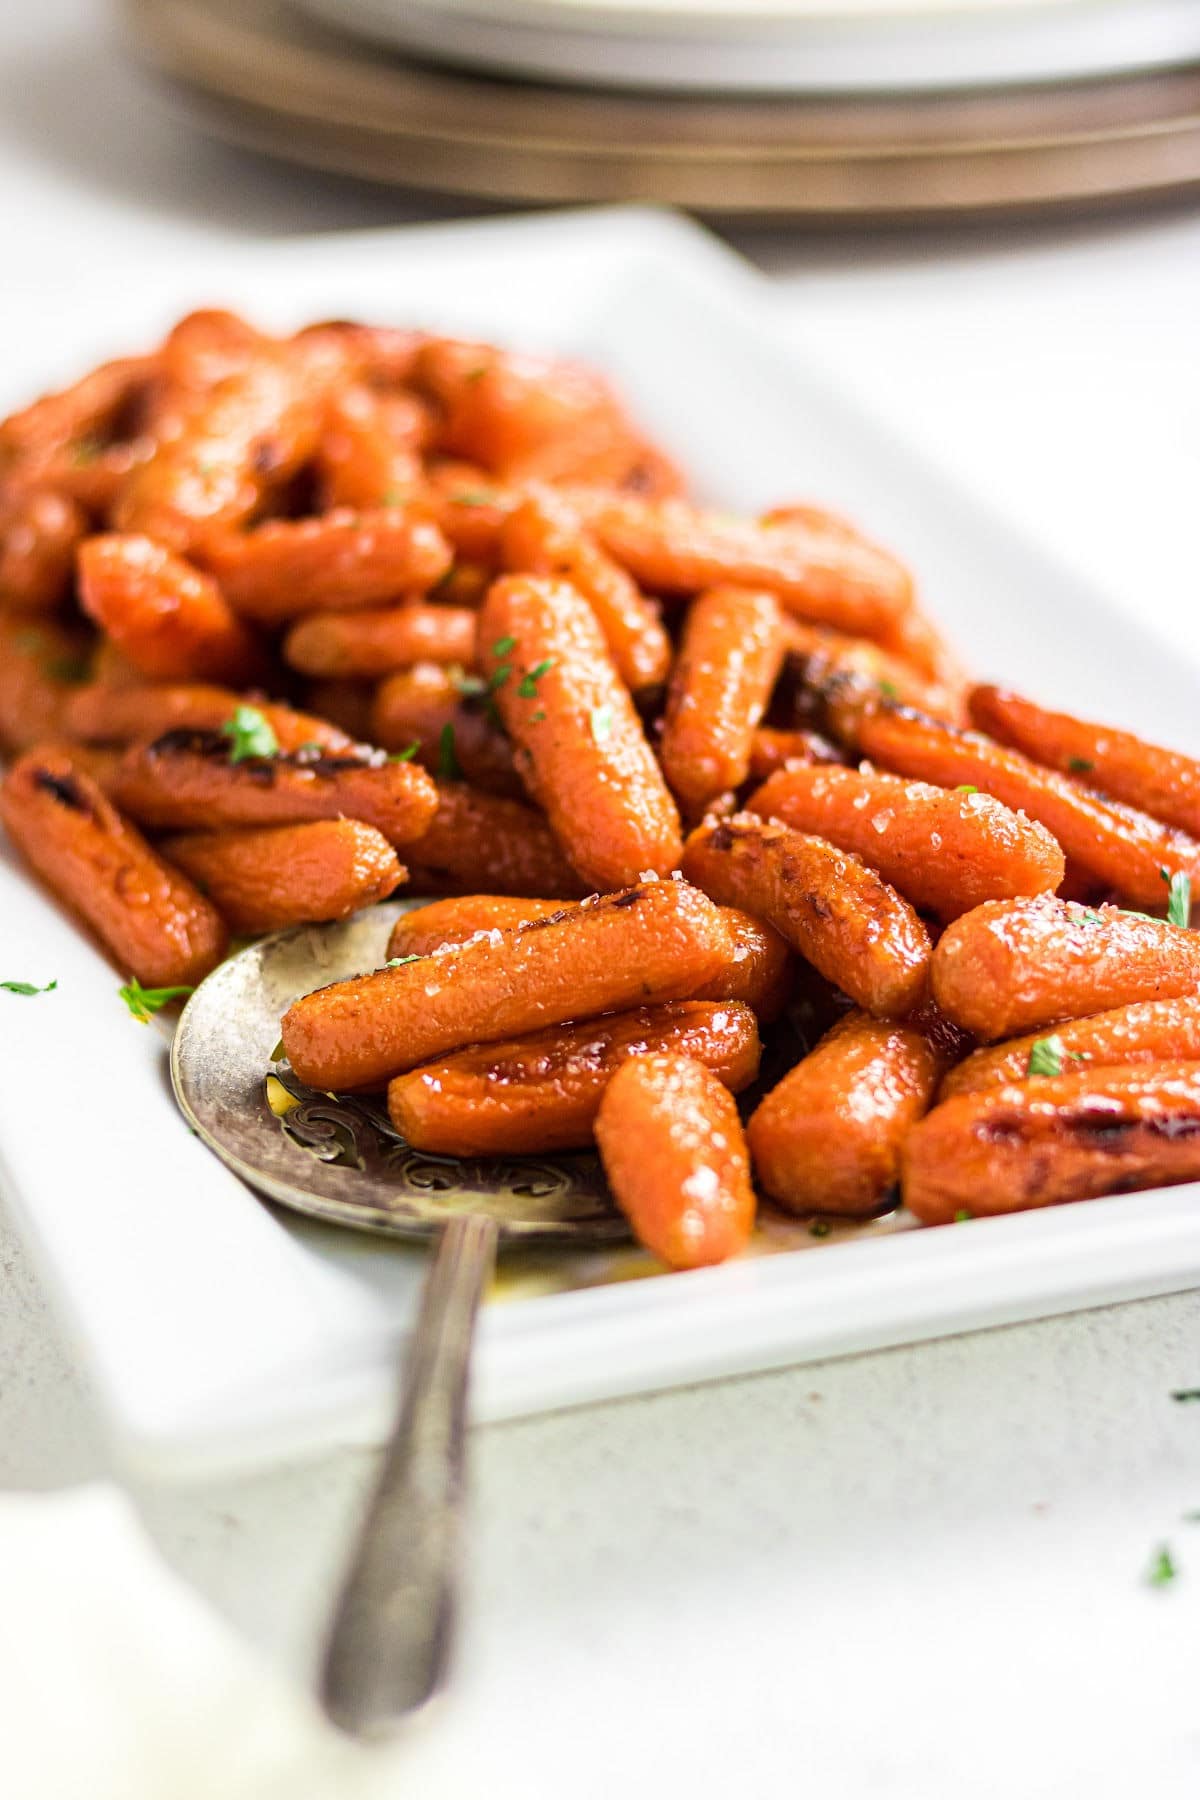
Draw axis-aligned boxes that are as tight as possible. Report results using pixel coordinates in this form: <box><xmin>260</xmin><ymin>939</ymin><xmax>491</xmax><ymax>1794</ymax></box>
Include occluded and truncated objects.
<box><xmin>941</xmin><ymin>994</ymin><xmax>1200</xmax><ymax>1099</ymax></box>
<box><xmin>0</xmin><ymin>616</ymin><xmax>89</xmax><ymax>752</ymax></box>
<box><xmin>659</xmin><ymin>586</ymin><xmax>785</xmax><ymax>815</ymax></box>
<box><xmin>0</xmin><ymin>355</ymin><xmax>154</xmax><ymax>471</ymax></box>
<box><xmin>970</xmin><ymin>684</ymin><xmax>1200</xmax><ymax>841</ymax></box>
<box><xmin>386</xmin><ymin>894</ymin><xmax>564</xmax><ymax>961</ymax></box>
<box><xmin>499</xmin><ymin>485</ymin><xmax>671</xmax><ymax>693</ymax></box>
<box><xmin>422</xmin><ymin>468</ymin><xmax>516</xmax><ymax>564</ymax></box>
<box><xmin>282</xmin><ymin>602</ymin><xmax>477</xmax><ymax>678</ymax></box>
<box><xmin>783</xmin><ymin>620</ymin><xmax>963</xmax><ymax>736</ymax></box>
<box><xmin>571</xmin><ymin>492</ymin><xmax>913</xmax><ymax>641</ymax></box>
<box><xmin>78</xmin><ymin>534</ymin><xmax>266</xmax><ymax>685</ymax></box>
<box><xmin>388</xmin><ymin>1000</ymin><xmax>761</xmax><ymax>1155</ymax></box>
<box><xmin>113</xmin><ymin>342</ymin><xmax>339</xmax><ymax>552</ymax></box>
<box><xmin>160</xmin><ymin>819</ymin><xmax>402</xmax><ymax>934</ymax></box>
<box><xmin>594</xmin><ymin>1053</ymin><xmax>756</xmax><ymax>1269</ymax></box>
<box><xmin>857</xmin><ymin>703</ymin><xmax>1200</xmax><ymax>908</ymax></box>
<box><xmin>690</xmin><ymin>908</ymin><xmax>792</xmax><ymax>1022</ymax></box>
<box><xmin>104</xmin><ymin>732</ymin><xmax>438</xmax><ymax>844</ymax></box>
<box><xmin>478</xmin><ymin>575</ymin><xmax>682</xmax><ymax>890</ymax></box>
<box><xmin>314</xmin><ymin>385</ymin><xmax>429</xmax><ymax>512</ymax></box>
<box><xmin>369</xmin><ymin>663</ymin><xmax>520</xmax><ymax>796</ymax></box>
<box><xmin>747</xmin><ymin>1009</ymin><xmax>947</xmax><ymax>1217</ymax></box>
<box><xmin>0</xmin><ymin>747</ymin><xmax>227</xmax><ymax>986</ymax></box>
<box><xmin>280</xmin><ymin>878</ymin><xmax>732</xmax><ymax>1090</ymax></box>
<box><xmin>402</xmin><ymin>782</ymin><xmax>588</xmax><ymax>899</ymax></box>
<box><xmin>930</xmin><ymin>894</ymin><xmax>1200</xmax><ymax>1041</ymax></box>
<box><xmin>902</xmin><ymin>1062</ymin><xmax>1200</xmax><ymax>1224</ymax></box>
<box><xmin>62</xmin><ymin>682</ymin><xmax>353</xmax><ymax>752</ymax></box>
<box><xmin>747</xmin><ymin>763</ymin><xmax>1065</xmax><ymax>920</ymax></box>
<box><xmin>201</xmin><ymin>508</ymin><xmax>453</xmax><ymax>624</ymax></box>
<box><xmin>681</xmin><ymin>813</ymin><xmax>930</xmax><ymax>1018</ymax></box>
<box><xmin>748</xmin><ymin>727</ymin><xmax>844</xmax><ymax>782</ymax></box>
<box><xmin>0</xmin><ymin>489</ymin><xmax>88</xmax><ymax>611</ymax></box>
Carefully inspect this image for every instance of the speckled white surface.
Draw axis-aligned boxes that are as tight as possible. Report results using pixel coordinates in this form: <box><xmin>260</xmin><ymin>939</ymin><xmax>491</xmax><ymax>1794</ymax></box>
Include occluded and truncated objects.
<box><xmin>5</xmin><ymin>4</ymin><xmax>1200</xmax><ymax>1792</ymax></box>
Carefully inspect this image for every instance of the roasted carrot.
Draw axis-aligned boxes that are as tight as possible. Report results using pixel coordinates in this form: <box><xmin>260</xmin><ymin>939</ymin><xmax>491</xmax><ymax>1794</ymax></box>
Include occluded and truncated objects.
<box><xmin>0</xmin><ymin>355</ymin><xmax>155</xmax><ymax>472</ymax></box>
<box><xmin>314</xmin><ymin>385</ymin><xmax>429</xmax><ymax>512</ymax></box>
<box><xmin>857</xmin><ymin>703</ymin><xmax>1200</xmax><ymax>908</ymax></box>
<box><xmin>201</xmin><ymin>508</ymin><xmax>452</xmax><ymax>624</ymax></box>
<box><xmin>113</xmin><ymin>343</ymin><xmax>339</xmax><ymax>552</ymax></box>
<box><xmin>388</xmin><ymin>1000</ymin><xmax>761</xmax><ymax>1155</ymax></box>
<box><xmin>160</xmin><ymin>819</ymin><xmax>402</xmax><ymax>934</ymax></box>
<box><xmin>499</xmin><ymin>485</ymin><xmax>671</xmax><ymax>693</ymax></box>
<box><xmin>478</xmin><ymin>575</ymin><xmax>682</xmax><ymax>890</ymax></box>
<box><xmin>401</xmin><ymin>782</ymin><xmax>587</xmax><ymax>899</ymax></box>
<box><xmin>77</xmin><ymin>534</ymin><xmax>266</xmax><ymax>685</ymax></box>
<box><xmin>658</xmin><ymin>587</ymin><xmax>784</xmax><ymax>815</ymax></box>
<box><xmin>941</xmin><ymin>995</ymin><xmax>1200</xmax><ymax>1099</ymax></box>
<box><xmin>386</xmin><ymin>894</ymin><xmax>563</xmax><ymax>961</ymax></box>
<box><xmin>930</xmin><ymin>894</ymin><xmax>1200</xmax><ymax>1041</ymax></box>
<box><xmin>280</xmin><ymin>878</ymin><xmax>732</xmax><ymax>1090</ymax></box>
<box><xmin>748</xmin><ymin>727</ymin><xmax>844</xmax><ymax>782</ymax></box>
<box><xmin>156</xmin><ymin>308</ymin><xmax>262</xmax><ymax>395</ymax></box>
<box><xmin>594</xmin><ymin>1053</ymin><xmax>755</xmax><ymax>1269</ymax></box>
<box><xmin>0</xmin><ymin>489</ymin><xmax>88</xmax><ymax>612</ymax></box>
<box><xmin>282</xmin><ymin>602</ymin><xmax>476</xmax><ymax>678</ymax></box>
<box><xmin>747</xmin><ymin>762</ymin><xmax>1065</xmax><ymax>920</ymax></box>
<box><xmin>690</xmin><ymin>908</ymin><xmax>792</xmax><ymax>1023</ymax></box>
<box><xmin>681</xmin><ymin>813</ymin><xmax>930</xmax><ymax>1019</ymax></box>
<box><xmin>62</xmin><ymin>681</ymin><xmax>353</xmax><ymax>752</ymax></box>
<box><xmin>0</xmin><ymin>616</ymin><xmax>90</xmax><ymax>752</ymax></box>
<box><xmin>903</xmin><ymin>1062</ymin><xmax>1200</xmax><ymax>1224</ymax></box>
<box><xmin>102</xmin><ymin>733</ymin><xmax>438</xmax><ymax>843</ymax></box>
<box><xmin>369</xmin><ymin>663</ymin><xmax>520</xmax><ymax>797</ymax></box>
<box><xmin>970</xmin><ymin>684</ymin><xmax>1200</xmax><ymax>842</ymax></box>
<box><xmin>747</xmin><ymin>1009</ymin><xmax>947</xmax><ymax>1217</ymax></box>
<box><xmin>569</xmin><ymin>493</ymin><xmax>913</xmax><ymax>641</ymax></box>
<box><xmin>422</xmin><ymin>468</ymin><xmax>516</xmax><ymax>564</ymax></box>
<box><xmin>782</xmin><ymin>619</ymin><xmax>964</xmax><ymax>739</ymax></box>
<box><xmin>0</xmin><ymin>747</ymin><xmax>227</xmax><ymax>986</ymax></box>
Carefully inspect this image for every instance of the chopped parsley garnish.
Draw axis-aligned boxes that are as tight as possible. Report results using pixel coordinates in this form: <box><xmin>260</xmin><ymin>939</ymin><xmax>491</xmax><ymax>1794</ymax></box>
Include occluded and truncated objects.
<box><xmin>492</xmin><ymin>635</ymin><xmax>517</xmax><ymax>658</ymax></box>
<box><xmin>955</xmin><ymin>784</ymin><xmax>978</xmax><ymax>795</ymax></box>
<box><xmin>488</xmin><ymin>663</ymin><xmax>512</xmax><ymax>694</ymax></box>
<box><xmin>386</xmin><ymin>955</ymin><xmax>420</xmax><ymax>967</ymax></box>
<box><xmin>954</xmin><ymin>1208</ymin><xmax>973</xmax><ymax>1223</ymax></box>
<box><xmin>221</xmin><ymin>704</ymin><xmax>279</xmax><ymax>763</ymax></box>
<box><xmin>118</xmin><ymin>978</ymin><xmax>195</xmax><ymax>1023</ymax></box>
<box><xmin>70</xmin><ymin>436</ymin><xmax>103</xmax><ymax>466</ymax></box>
<box><xmin>1171</xmin><ymin>1389</ymin><xmax>1200</xmax><ymax>1402</ymax></box>
<box><xmin>437</xmin><ymin>721</ymin><xmax>462</xmax><ymax>781</ymax></box>
<box><xmin>1163</xmin><ymin>868</ymin><xmax>1191</xmax><ymax>928</ymax></box>
<box><xmin>388</xmin><ymin>743</ymin><xmax>419</xmax><ymax>763</ymax></box>
<box><xmin>451</xmin><ymin>490</ymin><xmax>493</xmax><ymax>507</ymax></box>
<box><xmin>809</xmin><ymin>1219</ymin><xmax>831</xmax><ymax>1238</ymax></box>
<box><xmin>590</xmin><ymin>705</ymin><xmax>614</xmax><ymax>744</ymax></box>
<box><xmin>1027</xmin><ymin>1035</ymin><xmax>1065</xmax><ymax>1078</ymax></box>
<box><xmin>1067</xmin><ymin>756</ymin><xmax>1094</xmax><ymax>774</ymax></box>
<box><xmin>531</xmin><ymin>710</ymin><xmax>546</xmax><ymax>723</ymax></box>
<box><xmin>1080</xmin><ymin>909</ymin><xmax>1105</xmax><ymax>925</ymax></box>
<box><xmin>48</xmin><ymin>653</ymin><xmax>91</xmax><ymax>684</ymax></box>
<box><xmin>1</xmin><ymin>978</ymin><xmax>56</xmax><ymax>997</ymax></box>
<box><xmin>518</xmin><ymin>658</ymin><xmax>555</xmax><ymax>699</ymax></box>
<box><xmin>451</xmin><ymin>670</ymin><xmax>488</xmax><ymax>699</ymax></box>
<box><xmin>1145</xmin><ymin>1544</ymin><xmax>1178</xmax><ymax>1588</ymax></box>
<box><xmin>878</xmin><ymin>679</ymin><xmax>900</xmax><ymax>701</ymax></box>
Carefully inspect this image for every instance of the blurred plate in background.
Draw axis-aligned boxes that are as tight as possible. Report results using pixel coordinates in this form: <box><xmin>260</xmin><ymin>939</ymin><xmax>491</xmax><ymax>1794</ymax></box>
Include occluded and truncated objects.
<box><xmin>294</xmin><ymin>0</ymin><xmax>1200</xmax><ymax>95</ymax></box>
<box><xmin>124</xmin><ymin>0</ymin><xmax>1200</xmax><ymax>221</ymax></box>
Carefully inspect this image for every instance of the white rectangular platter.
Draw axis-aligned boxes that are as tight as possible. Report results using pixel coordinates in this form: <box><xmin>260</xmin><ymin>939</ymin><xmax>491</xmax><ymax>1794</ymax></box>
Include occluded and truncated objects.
<box><xmin>3</xmin><ymin>206</ymin><xmax>1200</xmax><ymax>1479</ymax></box>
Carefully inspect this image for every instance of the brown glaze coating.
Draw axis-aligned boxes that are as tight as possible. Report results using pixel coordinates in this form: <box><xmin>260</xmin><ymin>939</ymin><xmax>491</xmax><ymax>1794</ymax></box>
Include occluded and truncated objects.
<box><xmin>748</xmin><ymin>762</ymin><xmax>1064</xmax><ymax>920</ymax></box>
<box><xmin>858</xmin><ymin>703</ymin><xmax>1200</xmax><ymax>908</ymax></box>
<box><xmin>479</xmin><ymin>575</ymin><xmax>682</xmax><ymax>890</ymax></box>
<box><xmin>748</xmin><ymin>1009</ymin><xmax>947</xmax><ymax>1217</ymax></box>
<box><xmin>388</xmin><ymin>1000</ymin><xmax>760</xmax><ymax>1155</ymax></box>
<box><xmin>102</xmin><ymin>732</ymin><xmax>438</xmax><ymax>844</ymax></box>
<box><xmin>930</xmin><ymin>894</ymin><xmax>1200</xmax><ymax>1041</ymax></box>
<box><xmin>941</xmin><ymin>994</ymin><xmax>1200</xmax><ymax>1098</ymax></box>
<box><xmin>280</xmin><ymin>878</ymin><xmax>732</xmax><ymax>1091</ymax></box>
<box><xmin>161</xmin><ymin>819</ymin><xmax>403</xmax><ymax>934</ymax></box>
<box><xmin>659</xmin><ymin>586</ymin><xmax>785</xmax><ymax>814</ymax></box>
<box><xmin>594</xmin><ymin>1053</ymin><xmax>756</xmax><ymax>1269</ymax></box>
<box><xmin>970</xmin><ymin>684</ymin><xmax>1200</xmax><ymax>842</ymax></box>
<box><xmin>202</xmin><ymin>508</ymin><xmax>453</xmax><ymax>624</ymax></box>
<box><xmin>0</xmin><ymin>746</ymin><xmax>227</xmax><ymax>985</ymax></box>
<box><xmin>903</xmin><ymin>1061</ymin><xmax>1200</xmax><ymax>1223</ymax></box>
<box><xmin>681</xmin><ymin>812</ymin><xmax>930</xmax><ymax>1019</ymax></box>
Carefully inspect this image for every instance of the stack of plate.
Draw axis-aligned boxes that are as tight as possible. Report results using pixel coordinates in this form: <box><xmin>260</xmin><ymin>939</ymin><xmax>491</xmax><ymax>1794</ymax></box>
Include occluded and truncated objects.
<box><xmin>123</xmin><ymin>0</ymin><xmax>1200</xmax><ymax>218</ymax></box>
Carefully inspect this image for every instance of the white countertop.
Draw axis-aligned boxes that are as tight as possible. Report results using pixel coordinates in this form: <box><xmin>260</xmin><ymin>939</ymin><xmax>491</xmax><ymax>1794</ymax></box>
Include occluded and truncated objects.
<box><xmin>4</xmin><ymin>5</ymin><xmax>1200</xmax><ymax>1794</ymax></box>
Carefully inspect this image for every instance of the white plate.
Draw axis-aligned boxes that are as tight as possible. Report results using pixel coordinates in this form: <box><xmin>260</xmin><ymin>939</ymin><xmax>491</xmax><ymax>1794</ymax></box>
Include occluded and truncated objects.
<box><xmin>295</xmin><ymin>0</ymin><xmax>1200</xmax><ymax>94</ymax></box>
<box><xmin>4</xmin><ymin>206</ymin><xmax>1200</xmax><ymax>1480</ymax></box>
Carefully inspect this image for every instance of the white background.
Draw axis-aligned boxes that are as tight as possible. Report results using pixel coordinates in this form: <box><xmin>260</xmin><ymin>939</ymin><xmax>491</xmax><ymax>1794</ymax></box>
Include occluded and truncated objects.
<box><xmin>4</xmin><ymin>4</ymin><xmax>1200</xmax><ymax>1794</ymax></box>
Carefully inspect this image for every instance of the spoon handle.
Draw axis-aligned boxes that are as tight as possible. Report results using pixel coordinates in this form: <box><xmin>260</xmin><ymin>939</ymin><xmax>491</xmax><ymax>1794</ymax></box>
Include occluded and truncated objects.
<box><xmin>320</xmin><ymin>1210</ymin><xmax>499</xmax><ymax>1735</ymax></box>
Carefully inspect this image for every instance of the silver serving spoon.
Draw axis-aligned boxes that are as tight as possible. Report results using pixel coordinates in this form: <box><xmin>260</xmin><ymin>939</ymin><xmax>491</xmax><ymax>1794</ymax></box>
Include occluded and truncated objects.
<box><xmin>170</xmin><ymin>899</ymin><xmax>628</xmax><ymax>1736</ymax></box>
